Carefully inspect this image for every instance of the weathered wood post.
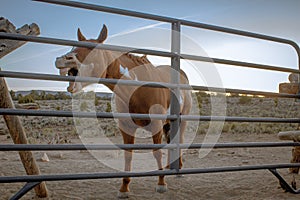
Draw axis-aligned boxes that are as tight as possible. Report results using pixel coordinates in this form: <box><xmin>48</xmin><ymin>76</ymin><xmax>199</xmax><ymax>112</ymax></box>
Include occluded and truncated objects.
<box><xmin>0</xmin><ymin>17</ymin><xmax>40</xmax><ymax>58</ymax></box>
<box><xmin>0</xmin><ymin>17</ymin><xmax>48</xmax><ymax>197</ymax></box>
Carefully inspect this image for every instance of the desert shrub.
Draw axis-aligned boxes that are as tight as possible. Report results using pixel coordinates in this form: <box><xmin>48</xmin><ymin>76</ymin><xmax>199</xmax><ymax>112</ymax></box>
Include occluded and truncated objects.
<box><xmin>55</xmin><ymin>92</ymin><xmax>71</xmax><ymax>100</ymax></box>
<box><xmin>274</xmin><ymin>98</ymin><xmax>278</xmax><ymax>107</ymax></box>
<box><xmin>239</xmin><ymin>96</ymin><xmax>252</xmax><ymax>104</ymax></box>
<box><xmin>197</xmin><ymin>91</ymin><xmax>210</xmax><ymax>98</ymax></box>
<box><xmin>18</xmin><ymin>95</ymin><xmax>35</xmax><ymax>104</ymax></box>
<box><xmin>222</xmin><ymin>123</ymin><xmax>233</xmax><ymax>133</ymax></box>
<box><xmin>67</xmin><ymin>119</ymin><xmax>73</xmax><ymax>125</ymax></box>
<box><xmin>45</xmin><ymin>93</ymin><xmax>56</xmax><ymax>100</ymax></box>
<box><xmin>229</xmin><ymin>93</ymin><xmax>239</xmax><ymax>97</ymax></box>
<box><xmin>106</xmin><ymin>102</ymin><xmax>112</xmax><ymax>112</ymax></box>
<box><xmin>10</xmin><ymin>90</ymin><xmax>17</xmax><ymax>100</ymax></box>
<box><xmin>77</xmin><ymin>91</ymin><xmax>96</xmax><ymax>100</ymax></box>
<box><xmin>197</xmin><ymin>100</ymin><xmax>202</xmax><ymax>109</ymax></box>
<box><xmin>231</xmin><ymin>123</ymin><xmax>236</xmax><ymax>131</ymax></box>
<box><xmin>29</xmin><ymin>90</ymin><xmax>39</xmax><ymax>100</ymax></box>
<box><xmin>95</xmin><ymin>97</ymin><xmax>101</xmax><ymax>106</ymax></box>
<box><xmin>80</xmin><ymin>101</ymin><xmax>88</xmax><ymax>111</ymax></box>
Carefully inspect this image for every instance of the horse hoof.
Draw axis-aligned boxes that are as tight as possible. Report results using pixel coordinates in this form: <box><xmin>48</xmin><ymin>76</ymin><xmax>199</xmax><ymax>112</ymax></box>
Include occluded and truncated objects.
<box><xmin>176</xmin><ymin>174</ymin><xmax>184</xmax><ymax>178</ymax></box>
<box><xmin>118</xmin><ymin>191</ymin><xmax>129</xmax><ymax>199</ymax></box>
<box><xmin>155</xmin><ymin>185</ymin><xmax>167</xmax><ymax>193</ymax></box>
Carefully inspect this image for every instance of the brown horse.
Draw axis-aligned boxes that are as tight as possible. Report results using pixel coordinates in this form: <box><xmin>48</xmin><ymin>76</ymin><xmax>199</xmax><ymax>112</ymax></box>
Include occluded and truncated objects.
<box><xmin>55</xmin><ymin>25</ymin><xmax>192</xmax><ymax>198</ymax></box>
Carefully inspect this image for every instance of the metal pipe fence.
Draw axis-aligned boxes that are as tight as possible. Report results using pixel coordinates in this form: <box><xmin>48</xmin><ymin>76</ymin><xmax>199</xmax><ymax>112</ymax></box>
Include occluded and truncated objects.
<box><xmin>1</xmin><ymin>0</ymin><xmax>300</xmax><ymax>198</ymax></box>
<box><xmin>33</xmin><ymin>0</ymin><xmax>300</xmax><ymax>62</ymax></box>
<box><xmin>1</xmin><ymin>108</ymin><xmax>300</xmax><ymax>123</ymax></box>
<box><xmin>0</xmin><ymin>70</ymin><xmax>299</xmax><ymax>98</ymax></box>
<box><xmin>2</xmin><ymin>163</ymin><xmax>300</xmax><ymax>184</ymax></box>
<box><xmin>1</xmin><ymin>142</ymin><xmax>300</xmax><ymax>151</ymax></box>
<box><xmin>0</xmin><ymin>32</ymin><xmax>299</xmax><ymax>74</ymax></box>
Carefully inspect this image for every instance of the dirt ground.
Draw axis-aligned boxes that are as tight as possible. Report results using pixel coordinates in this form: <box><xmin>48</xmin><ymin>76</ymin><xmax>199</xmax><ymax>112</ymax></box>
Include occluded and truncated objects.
<box><xmin>1</xmin><ymin>132</ymin><xmax>300</xmax><ymax>200</ymax></box>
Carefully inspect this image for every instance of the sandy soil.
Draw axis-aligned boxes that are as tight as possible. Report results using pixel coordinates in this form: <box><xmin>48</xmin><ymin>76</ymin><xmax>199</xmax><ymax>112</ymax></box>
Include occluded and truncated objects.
<box><xmin>1</xmin><ymin>98</ymin><xmax>300</xmax><ymax>199</ymax></box>
<box><xmin>1</xmin><ymin>132</ymin><xmax>300</xmax><ymax>200</ymax></box>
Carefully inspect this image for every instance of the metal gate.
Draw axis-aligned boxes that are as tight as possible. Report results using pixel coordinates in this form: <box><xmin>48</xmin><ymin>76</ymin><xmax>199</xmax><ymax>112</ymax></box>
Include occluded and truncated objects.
<box><xmin>1</xmin><ymin>0</ymin><xmax>300</xmax><ymax>199</ymax></box>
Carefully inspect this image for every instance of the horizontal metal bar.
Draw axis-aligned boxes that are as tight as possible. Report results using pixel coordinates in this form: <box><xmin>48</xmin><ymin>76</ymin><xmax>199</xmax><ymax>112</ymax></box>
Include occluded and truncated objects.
<box><xmin>191</xmin><ymin>85</ymin><xmax>300</xmax><ymax>98</ymax></box>
<box><xmin>180</xmin><ymin>21</ymin><xmax>300</xmax><ymax>57</ymax></box>
<box><xmin>1</xmin><ymin>163</ymin><xmax>300</xmax><ymax>183</ymax></box>
<box><xmin>0</xmin><ymin>70</ymin><xmax>179</xmax><ymax>89</ymax></box>
<box><xmin>1</xmin><ymin>142</ymin><xmax>300</xmax><ymax>151</ymax></box>
<box><xmin>0</xmin><ymin>108</ymin><xmax>177</xmax><ymax>120</ymax></box>
<box><xmin>33</xmin><ymin>0</ymin><xmax>300</xmax><ymax>58</ymax></box>
<box><xmin>183</xmin><ymin>115</ymin><xmax>300</xmax><ymax>123</ymax></box>
<box><xmin>0</xmin><ymin>32</ymin><xmax>174</xmax><ymax>57</ymax></box>
<box><xmin>0</xmin><ymin>33</ymin><xmax>298</xmax><ymax>75</ymax></box>
<box><xmin>0</xmin><ymin>70</ymin><xmax>299</xmax><ymax>99</ymax></box>
<box><xmin>33</xmin><ymin>0</ymin><xmax>180</xmax><ymax>23</ymax></box>
<box><xmin>1</xmin><ymin>108</ymin><xmax>300</xmax><ymax>123</ymax></box>
<box><xmin>182</xmin><ymin>53</ymin><xmax>300</xmax><ymax>74</ymax></box>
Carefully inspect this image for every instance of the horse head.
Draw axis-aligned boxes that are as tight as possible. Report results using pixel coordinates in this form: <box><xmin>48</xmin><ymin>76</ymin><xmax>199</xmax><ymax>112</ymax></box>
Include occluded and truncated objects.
<box><xmin>55</xmin><ymin>25</ymin><xmax>109</xmax><ymax>93</ymax></box>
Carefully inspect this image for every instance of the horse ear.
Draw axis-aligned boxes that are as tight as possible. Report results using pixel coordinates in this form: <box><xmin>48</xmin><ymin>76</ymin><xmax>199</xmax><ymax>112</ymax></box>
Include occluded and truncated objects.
<box><xmin>97</xmin><ymin>24</ymin><xmax>108</xmax><ymax>43</ymax></box>
<box><xmin>77</xmin><ymin>28</ymin><xmax>86</xmax><ymax>41</ymax></box>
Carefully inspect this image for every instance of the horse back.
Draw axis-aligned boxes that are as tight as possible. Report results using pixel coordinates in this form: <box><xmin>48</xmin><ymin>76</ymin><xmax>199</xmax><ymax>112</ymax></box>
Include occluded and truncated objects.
<box><xmin>155</xmin><ymin>65</ymin><xmax>189</xmax><ymax>85</ymax></box>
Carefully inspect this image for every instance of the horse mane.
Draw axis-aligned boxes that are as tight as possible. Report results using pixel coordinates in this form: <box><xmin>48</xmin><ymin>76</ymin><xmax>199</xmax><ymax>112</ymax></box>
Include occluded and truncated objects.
<box><xmin>124</xmin><ymin>53</ymin><xmax>152</xmax><ymax>66</ymax></box>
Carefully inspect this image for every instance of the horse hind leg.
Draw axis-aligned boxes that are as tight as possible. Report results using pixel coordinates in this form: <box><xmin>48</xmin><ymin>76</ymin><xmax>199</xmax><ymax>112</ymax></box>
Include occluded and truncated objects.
<box><xmin>163</xmin><ymin>122</ymin><xmax>170</xmax><ymax>144</ymax></box>
<box><xmin>163</xmin><ymin>122</ymin><xmax>171</xmax><ymax>169</ymax></box>
<box><xmin>163</xmin><ymin>120</ymin><xmax>187</xmax><ymax>171</ymax></box>
<box><xmin>179</xmin><ymin>120</ymin><xmax>188</xmax><ymax>169</ymax></box>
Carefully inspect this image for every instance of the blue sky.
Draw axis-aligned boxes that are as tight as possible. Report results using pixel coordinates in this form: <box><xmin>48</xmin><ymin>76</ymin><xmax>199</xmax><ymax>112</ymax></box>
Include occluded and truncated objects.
<box><xmin>1</xmin><ymin>0</ymin><xmax>300</xmax><ymax>93</ymax></box>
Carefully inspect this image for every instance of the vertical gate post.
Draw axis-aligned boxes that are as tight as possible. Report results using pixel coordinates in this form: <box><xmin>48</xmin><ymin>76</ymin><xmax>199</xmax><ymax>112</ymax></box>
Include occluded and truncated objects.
<box><xmin>169</xmin><ymin>21</ymin><xmax>181</xmax><ymax>170</ymax></box>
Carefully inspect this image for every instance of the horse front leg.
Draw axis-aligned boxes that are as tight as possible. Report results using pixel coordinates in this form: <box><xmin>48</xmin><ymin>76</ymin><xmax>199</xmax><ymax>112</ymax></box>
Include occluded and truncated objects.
<box><xmin>118</xmin><ymin>129</ymin><xmax>135</xmax><ymax>199</ymax></box>
<box><xmin>152</xmin><ymin>131</ymin><xmax>168</xmax><ymax>193</ymax></box>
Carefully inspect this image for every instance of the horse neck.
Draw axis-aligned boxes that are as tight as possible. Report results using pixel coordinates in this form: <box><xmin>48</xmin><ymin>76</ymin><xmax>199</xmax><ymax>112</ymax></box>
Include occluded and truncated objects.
<box><xmin>103</xmin><ymin>52</ymin><xmax>134</xmax><ymax>91</ymax></box>
<box><xmin>105</xmin><ymin>52</ymin><xmax>152</xmax><ymax>78</ymax></box>
<box><xmin>104</xmin><ymin>52</ymin><xmax>153</xmax><ymax>100</ymax></box>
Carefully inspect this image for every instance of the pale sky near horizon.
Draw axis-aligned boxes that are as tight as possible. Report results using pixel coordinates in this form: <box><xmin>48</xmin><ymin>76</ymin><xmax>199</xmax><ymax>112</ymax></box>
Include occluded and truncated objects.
<box><xmin>0</xmin><ymin>0</ymin><xmax>300</xmax><ymax>93</ymax></box>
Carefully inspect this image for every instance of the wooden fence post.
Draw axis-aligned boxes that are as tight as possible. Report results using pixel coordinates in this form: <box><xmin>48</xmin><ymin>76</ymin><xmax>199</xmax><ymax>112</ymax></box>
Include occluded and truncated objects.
<box><xmin>0</xmin><ymin>17</ymin><xmax>48</xmax><ymax>198</ymax></box>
